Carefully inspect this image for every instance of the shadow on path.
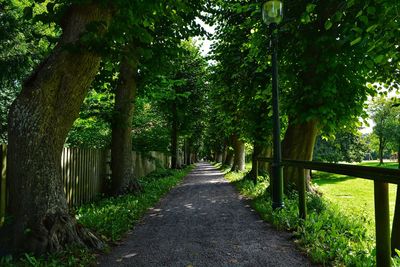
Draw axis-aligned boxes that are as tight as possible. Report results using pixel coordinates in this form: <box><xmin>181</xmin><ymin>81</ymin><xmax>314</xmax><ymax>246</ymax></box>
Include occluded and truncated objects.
<box><xmin>98</xmin><ymin>162</ymin><xmax>312</xmax><ymax>267</ymax></box>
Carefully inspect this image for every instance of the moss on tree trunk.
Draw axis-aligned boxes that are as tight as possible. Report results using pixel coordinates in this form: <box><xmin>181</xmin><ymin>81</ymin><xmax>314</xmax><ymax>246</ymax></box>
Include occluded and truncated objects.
<box><xmin>4</xmin><ymin>3</ymin><xmax>110</xmax><ymax>255</ymax></box>
<box><xmin>282</xmin><ymin>118</ymin><xmax>319</xmax><ymax>192</ymax></box>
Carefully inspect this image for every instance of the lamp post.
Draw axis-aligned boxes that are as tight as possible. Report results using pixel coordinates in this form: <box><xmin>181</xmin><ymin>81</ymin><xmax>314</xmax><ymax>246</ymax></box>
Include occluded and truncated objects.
<box><xmin>262</xmin><ymin>1</ymin><xmax>284</xmax><ymax>210</ymax></box>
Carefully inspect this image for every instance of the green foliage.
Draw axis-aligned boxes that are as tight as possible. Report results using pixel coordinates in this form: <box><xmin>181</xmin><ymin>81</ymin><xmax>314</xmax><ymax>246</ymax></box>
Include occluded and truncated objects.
<box><xmin>206</xmin><ymin>1</ymin><xmax>274</xmax><ymax>152</ymax></box>
<box><xmin>0</xmin><ymin>0</ymin><xmax>54</xmax><ymax>142</ymax></box>
<box><xmin>143</xmin><ymin>39</ymin><xmax>209</xmax><ymax>155</ymax></box>
<box><xmin>313</xmin><ymin>130</ymin><xmax>368</xmax><ymax>163</ymax></box>
<box><xmin>369</xmin><ymin>96</ymin><xmax>400</xmax><ymax>161</ymax></box>
<box><xmin>132</xmin><ymin>97</ymin><xmax>170</xmax><ymax>152</ymax></box>
<box><xmin>66</xmin><ymin>87</ymin><xmax>114</xmax><ymax>148</ymax></box>
<box><xmin>222</xmin><ymin>165</ymin><xmax>386</xmax><ymax>266</ymax></box>
<box><xmin>0</xmin><ymin>246</ymin><xmax>95</xmax><ymax>267</ymax></box>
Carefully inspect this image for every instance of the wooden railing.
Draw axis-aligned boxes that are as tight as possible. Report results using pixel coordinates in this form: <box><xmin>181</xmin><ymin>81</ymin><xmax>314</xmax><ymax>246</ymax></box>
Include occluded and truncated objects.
<box><xmin>257</xmin><ymin>157</ymin><xmax>400</xmax><ymax>267</ymax></box>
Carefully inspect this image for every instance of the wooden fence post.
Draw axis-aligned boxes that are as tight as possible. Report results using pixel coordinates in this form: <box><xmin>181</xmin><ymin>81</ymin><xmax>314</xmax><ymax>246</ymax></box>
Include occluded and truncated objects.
<box><xmin>0</xmin><ymin>145</ymin><xmax>6</xmax><ymax>225</ymax></box>
<box><xmin>374</xmin><ymin>181</ymin><xmax>391</xmax><ymax>267</ymax></box>
<box><xmin>298</xmin><ymin>168</ymin><xmax>307</xmax><ymax>220</ymax></box>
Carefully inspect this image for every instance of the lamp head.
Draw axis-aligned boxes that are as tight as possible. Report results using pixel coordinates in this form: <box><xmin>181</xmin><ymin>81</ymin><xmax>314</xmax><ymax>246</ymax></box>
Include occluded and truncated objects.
<box><xmin>262</xmin><ymin>1</ymin><xmax>283</xmax><ymax>25</ymax></box>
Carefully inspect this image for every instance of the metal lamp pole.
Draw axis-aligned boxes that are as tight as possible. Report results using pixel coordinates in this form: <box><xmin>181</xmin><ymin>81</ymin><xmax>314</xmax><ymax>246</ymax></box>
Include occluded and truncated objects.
<box><xmin>263</xmin><ymin>1</ymin><xmax>284</xmax><ymax>209</ymax></box>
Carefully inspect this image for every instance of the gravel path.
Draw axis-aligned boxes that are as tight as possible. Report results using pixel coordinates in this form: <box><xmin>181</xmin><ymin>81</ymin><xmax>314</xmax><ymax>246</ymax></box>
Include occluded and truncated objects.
<box><xmin>99</xmin><ymin>162</ymin><xmax>312</xmax><ymax>267</ymax></box>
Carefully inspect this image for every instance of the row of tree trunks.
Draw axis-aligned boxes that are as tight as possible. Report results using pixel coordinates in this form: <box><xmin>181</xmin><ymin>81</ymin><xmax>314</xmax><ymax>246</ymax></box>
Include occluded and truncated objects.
<box><xmin>110</xmin><ymin>51</ymin><xmax>141</xmax><ymax>195</ymax></box>
<box><xmin>4</xmin><ymin>3</ymin><xmax>111</xmax><ymax>254</ymax></box>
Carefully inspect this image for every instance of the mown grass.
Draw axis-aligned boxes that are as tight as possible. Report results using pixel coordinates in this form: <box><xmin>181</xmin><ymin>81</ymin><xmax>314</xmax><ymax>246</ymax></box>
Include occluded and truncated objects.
<box><xmin>313</xmin><ymin>161</ymin><xmax>398</xmax><ymax>234</ymax></box>
<box><xmin>218</xmin><ymin>162</ymin><xmax>400</xmax><ymax>266</ymax></box>
<box><xmin>1</xmin><ymin>167</ymin><xmax>192</xmax><ymax>267</ymax></box>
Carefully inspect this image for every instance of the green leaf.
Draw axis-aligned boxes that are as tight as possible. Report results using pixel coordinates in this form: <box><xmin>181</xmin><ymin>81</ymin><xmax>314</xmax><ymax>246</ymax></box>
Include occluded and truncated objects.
<box><xmin>374</xmin><ymin>55</ymin><xmax>385</xmax><ymax>64</ymax></box>
<box><xmin>306</xmin><ymin>4</ymin><xmax>316</xmax><ymax>13</ymax></box>
<box><xmin>350</xmin><ymin>37</ymin><xmax>362</xmax><ymax>46</ymax></box>
<box><xmin>324</xmin><ymin>20</ymin><xmax>333</xmax><ymax>30</ymax></box>
<box><xmin>366</xmin><ymin>24</ymin><xmax>378</xmax><ymax>33</ymax></box>
<box><xmin>359</xmin><ymin>15</ymin><xmax>368</xmax><ymax>25</ymax></box>
<box><xmin>367</xmin><ymin>6</ymin><xmax>376</xmax><ymax>15</ymax></box>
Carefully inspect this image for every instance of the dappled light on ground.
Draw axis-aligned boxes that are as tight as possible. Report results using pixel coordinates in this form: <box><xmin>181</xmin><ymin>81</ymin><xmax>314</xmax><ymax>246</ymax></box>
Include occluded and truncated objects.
<box><xmin>99</xmin><ymin>162</ymin><xmax>312</xmax><ymax>266</ymax></box>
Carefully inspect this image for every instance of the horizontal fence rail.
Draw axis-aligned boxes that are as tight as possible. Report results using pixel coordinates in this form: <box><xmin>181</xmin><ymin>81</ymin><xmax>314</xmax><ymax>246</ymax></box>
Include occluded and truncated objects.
<box><xmin>0</xmin><ymin>145</ymin><xmax>173</xmax><ymax>226</ymax></box>
<box><xmin>257</xmin><ymin>157</ymin><xmax>400</xmax><ymax>267</ymax></box>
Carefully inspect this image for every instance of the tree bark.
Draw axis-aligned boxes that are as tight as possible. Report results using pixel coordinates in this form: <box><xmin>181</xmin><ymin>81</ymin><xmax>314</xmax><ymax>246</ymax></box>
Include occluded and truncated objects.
<box><xmin>4</xmin><ymin>4</ymin><xmax>110</xmax><ymax>255</ymax></box>
<box><xmin>171</xmin><ymin>101</ymin><xmax>179</xmax><ymax>169</ymax></box>
<box><xmin>110</xmin><ymin>52</ymin><xmax>140</xmax><ymax>195</ymax></box>
<box><xmin>282</xmin><ymin>118</ymin><xmax>319</xmax><ymax>192</ymax></box>
<box><xmin>231</xmin><ymin>135</ymin><xmax>245</xmax><ymax>172</ymax></box>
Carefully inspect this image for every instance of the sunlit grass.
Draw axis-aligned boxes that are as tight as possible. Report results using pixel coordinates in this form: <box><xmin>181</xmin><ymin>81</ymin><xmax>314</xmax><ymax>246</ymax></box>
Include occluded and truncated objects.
<box><xmin>313</xmin><ymin>161</ymin><xmax>398</xmax><ymax>234</ymax></box>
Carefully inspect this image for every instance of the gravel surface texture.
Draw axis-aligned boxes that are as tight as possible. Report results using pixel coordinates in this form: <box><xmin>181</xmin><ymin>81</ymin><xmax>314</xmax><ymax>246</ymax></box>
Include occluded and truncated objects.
<box><xmin>98</xmin><ymin>162</ymin><xmax>313</xmax><ymax>267</ymax></box>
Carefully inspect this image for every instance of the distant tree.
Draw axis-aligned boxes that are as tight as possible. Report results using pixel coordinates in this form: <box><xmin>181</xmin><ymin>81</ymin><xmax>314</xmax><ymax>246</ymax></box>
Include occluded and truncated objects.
<box><xmin>385</xmin><ymin>102</ymin><xmax>400</xmax><ymax>168</ymax></box>
<box><xmin>313</xmin><ymin>130</ymin><xmax>368</xmax><ymax>163</ymax></box>
<box><xmin>370</xmin><ymin>97</ymin><xmax>396</xmax><ymax>165</ymax></box>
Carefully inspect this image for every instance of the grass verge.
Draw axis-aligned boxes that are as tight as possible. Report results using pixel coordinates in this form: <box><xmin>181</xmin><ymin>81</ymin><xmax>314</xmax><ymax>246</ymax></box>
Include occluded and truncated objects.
<box><xmin>1</xmin><ymin>166</ymin><xmax>192</xmax><ymax>267</ymax></box>
<box><xmin>313</xmin><ymin>161</ymin><xmax>398</xmax><ymax>234</ymax></box>
<box><xmin>217</xmin><ymin>162</ymin><xmax>400</xmax><ymax>266</ymax></box>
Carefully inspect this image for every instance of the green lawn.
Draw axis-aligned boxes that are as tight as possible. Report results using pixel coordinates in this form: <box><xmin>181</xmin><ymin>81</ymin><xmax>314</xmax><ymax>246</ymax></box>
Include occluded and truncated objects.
<box><xmin>313</xmin><ymin>161</ymin><xmax>398</xmax><ymax>233</ymax></box>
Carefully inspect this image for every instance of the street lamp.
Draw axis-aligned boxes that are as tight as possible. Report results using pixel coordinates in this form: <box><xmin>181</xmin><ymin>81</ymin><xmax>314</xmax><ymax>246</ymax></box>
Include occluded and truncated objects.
<box><xmin>262</xmin><ymin>1</ymin><xmax>284</xmax><ymax>210</ymax></box>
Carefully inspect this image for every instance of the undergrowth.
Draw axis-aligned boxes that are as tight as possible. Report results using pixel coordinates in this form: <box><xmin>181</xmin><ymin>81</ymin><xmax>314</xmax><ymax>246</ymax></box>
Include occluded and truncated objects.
<box><xmin>220</xmin><ymin>163</ymin><xmax>400</xmax><ymax>266</ymax></box>
<box><xmin>1</xmin><ymin>167</ymin><xmax>191</xmax><ymax>267</ymax></box>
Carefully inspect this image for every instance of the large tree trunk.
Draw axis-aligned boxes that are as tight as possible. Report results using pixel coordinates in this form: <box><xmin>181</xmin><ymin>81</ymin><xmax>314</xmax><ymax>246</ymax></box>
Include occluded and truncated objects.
<box><xmin>171</xmin><ymin>101</ymin><xmax>179</xmax><ymax>169</ymax></box>
<box><xmin>231</xmin><ymin>135</ymin><xmax>245</xmax><ymax>172</ymax></box>
<box><xmin>110</xmin><ymin>53</ymin><xmax>140</xmax><ymax>195</ymax></box>
<box><xmin>4</xmin><ymin>4</ymin><xmax>110</xmax><ymax>255</ymax></box>
<box><xmin>282</xmin><ymin>118</ymin><xmax>319</xmax><ymax>192</ymax></box>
